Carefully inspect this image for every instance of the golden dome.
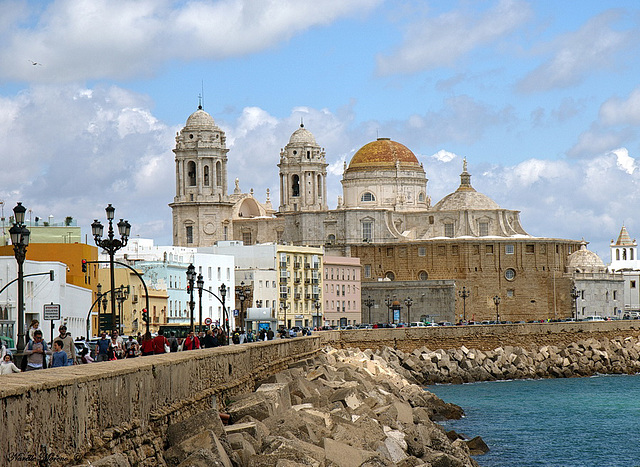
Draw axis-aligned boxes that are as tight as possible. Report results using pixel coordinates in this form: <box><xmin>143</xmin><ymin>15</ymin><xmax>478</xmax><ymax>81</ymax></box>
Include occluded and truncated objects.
<box><xmin>346</xmin><ymin>138</ymin><xmax>420</xmax><ymax>172</ymax></box>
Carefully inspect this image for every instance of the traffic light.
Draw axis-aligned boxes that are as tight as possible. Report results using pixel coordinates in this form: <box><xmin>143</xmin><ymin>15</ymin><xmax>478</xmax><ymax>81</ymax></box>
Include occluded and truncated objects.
<box><xmin>142</xmin><ymin>308</ymin><xmax>149</xmax><ymax>323</ymax></box>
<box><xmin>81</xmin><ymin>259</ymin><xmax>87</xmax><ymax>273</ymax></box>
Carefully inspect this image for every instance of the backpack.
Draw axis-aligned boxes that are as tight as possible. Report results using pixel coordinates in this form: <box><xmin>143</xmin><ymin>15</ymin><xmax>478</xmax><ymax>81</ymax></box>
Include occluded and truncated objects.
<box><xmin>232</xmin><ymin>332</ymin><xmax>240</xmax><ymax>344</ymax></box>
<box><xmin>169</xmin><ymin>337</ymin><xmax>178</xmax><ymax>353</ymax></box>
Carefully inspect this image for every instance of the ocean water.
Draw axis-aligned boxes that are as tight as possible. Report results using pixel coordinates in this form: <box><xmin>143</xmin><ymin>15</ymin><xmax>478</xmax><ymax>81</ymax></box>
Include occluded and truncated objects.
<box><xmin>427</xmin><ymin>374</ymin><xmax>640</xmax><ymax>467</ymax></box>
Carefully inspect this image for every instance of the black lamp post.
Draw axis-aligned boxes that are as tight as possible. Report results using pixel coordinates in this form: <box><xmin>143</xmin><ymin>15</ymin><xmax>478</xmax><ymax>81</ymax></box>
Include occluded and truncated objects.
<box><xmin>404</xmin><ymin>297</ymin><xmax>413</xmax><ymax>324</ymax></box>
<box><xmin>197</xmin><ymin>273</ymin><xmax>204</xmax><ymax>332</ymax></box>
<box><xmin>186</xmin><ymin>264</ymin><xmax>196</xmax><ymax>332</ymax></box>
<box><xmin>493</xmin><ymin>295</ymin><xmax>501</xmax><ymax>323</ymax></box>
<box><xmin>236</xmin><ymin>281</ymin><xmax>251</xmax><ymax>331</ymax></box>
<box><xmin>9</xmin><ymin>202</ymin><xmax>30</xmax><ymax>353</ymax></box>
<box><xmin>570</xmin><ymin>285</ymin><xmax>580</xmax><ymax>321</ymax></box>
<box><xmin>314</xmin><ymin>299</ymin><xmax>322</xmax><ymax>328</ymax></box>
<box><xmin>115</xmin><ymin>284</ymin><xmax>130</xmax><ymax>334</ymax></box>
<box><xmin>219</xmin><ymin>283</ymin><xmax>227</xmax><ymax>343</ymax></box>
<box><xmin>280</xmin><ymin>295</ymin><xmax>289</xmax><ymax>330</ymax></box>
<box><xmin>458</xmin><ymin>286</ymin><xmax>470</xmax><ymax>323</ymax></box>
<box><xmin>363</xmin><ymin>296</ymin><xmax>375</xmax><ymax>325</ymax></box>
<box><xmin>384</xmin><ymin>295</ymin><xmax>392</xmax><ymax>324</ymax></box>
<box><xmin>92</xmin><ymin>204</ymin><xmax>130</xmax><ymax>332</ymax></box>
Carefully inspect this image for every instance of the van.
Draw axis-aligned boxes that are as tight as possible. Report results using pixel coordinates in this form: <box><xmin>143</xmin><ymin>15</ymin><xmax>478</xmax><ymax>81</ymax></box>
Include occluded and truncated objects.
<box><xmin>582</xmin><ymin>316</ymin><xmax>605</xmax><ymax>322</ymax></box>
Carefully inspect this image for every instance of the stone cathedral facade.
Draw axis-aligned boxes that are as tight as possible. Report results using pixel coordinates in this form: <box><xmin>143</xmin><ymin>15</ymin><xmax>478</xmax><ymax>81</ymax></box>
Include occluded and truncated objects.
<box><xmin>171</xmin><ymin>106</ymin><xmax>585</xmax><ymax>322</ymax></box>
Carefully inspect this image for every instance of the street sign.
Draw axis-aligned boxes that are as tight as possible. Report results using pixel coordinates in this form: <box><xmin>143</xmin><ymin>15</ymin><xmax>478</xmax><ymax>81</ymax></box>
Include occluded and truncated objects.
<box><xmin>204</xmin><ymin>317</ymin><xmax>212</xmax><ymax>325</ymax></box>
<box><xmin>43</xmin><ymin>303</ymin><xmax>61</xmax><ymax>320</ymax></box>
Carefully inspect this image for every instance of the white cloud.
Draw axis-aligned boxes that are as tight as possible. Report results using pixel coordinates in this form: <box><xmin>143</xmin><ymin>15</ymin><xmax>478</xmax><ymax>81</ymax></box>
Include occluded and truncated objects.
<box><xmin>376</xmin><ymin>0</ymin><xmax>531</xmax><ymax>75</ymax></box>
<box><xmin>518</xmin><ymin>10</ymin><xmax>636</xmax><ymax>93</ymax></box>
<box><xmin>0</xmin><ymin>0</ymin><xmax>381</xmax><ymax>83</ymax></box>
<box><xmin>431</xmin><ymin>150</ymin><xmax>458</xmax><ymax>163</ymax></box>
<box><xmin>611</xmin><ymin>147</ymin><xmax>636</xmax><ymax>174</ymax></box>
<box><xmin>599</xmin><ymin>87</ymin><xmax>640</xmax><ymax>126</ymax></box>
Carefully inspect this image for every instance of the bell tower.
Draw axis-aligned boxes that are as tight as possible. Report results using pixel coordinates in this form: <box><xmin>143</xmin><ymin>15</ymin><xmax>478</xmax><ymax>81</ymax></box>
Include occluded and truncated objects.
<box><xmin>278</xmin><ymin>123</ymin><xmax>328</xmax><ymax>213</ymax></box>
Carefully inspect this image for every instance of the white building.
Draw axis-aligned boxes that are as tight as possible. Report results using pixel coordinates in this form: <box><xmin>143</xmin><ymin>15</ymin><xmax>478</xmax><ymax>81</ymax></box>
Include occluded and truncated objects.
<box><xmin>608</xmin><ymin>226</ymin><xmax>640</xmax><ymax>315</ymax></box>
<box><xmin>0</xmin><ymin>258</ymin><xmax>91</xmax><ymax>345</ymax></box>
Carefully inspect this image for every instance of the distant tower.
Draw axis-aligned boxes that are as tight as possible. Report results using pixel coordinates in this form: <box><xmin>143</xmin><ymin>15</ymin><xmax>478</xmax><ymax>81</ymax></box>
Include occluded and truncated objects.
<box><xmin>169</xmin><ymin>105</ymin><xmax>231</xmax><ymax>246</ymax></box>
<box><xmin>278</xmin><ymin>123</ymin><xmax>328</xmax><ymax>213</ymax></box>
<box><xmin>610</xmin><ymin>225</ymin><xmax>639</xmax><ymax>270</ymax></box>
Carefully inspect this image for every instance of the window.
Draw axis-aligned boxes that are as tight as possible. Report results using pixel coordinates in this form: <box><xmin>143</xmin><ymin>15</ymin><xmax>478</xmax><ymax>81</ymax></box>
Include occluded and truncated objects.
<box><xmin>292</xmin><ymin>174</ymin><xmax>300</xmax><ymax>197</ymax></box>
<box><xmin>242</xmin><ymin>231</ymin><xmax>252</xmax><ymax>245</ymax></box>
<box><xmin>327</xmin><ymin>234</ymin><xmax>335</xmax><ymax>244</ymax></box>
<box><xmin>186</xmin><ymin>225</ymin><xmax>193</xmax><ymax>244</ymax></box>
<box><xmin>418</xmin><ymin>247</ymin><xmax>426</xmax><ymax>257</ymax></box>
<box><xmin>616</xmin><ymin>249</ymin><xmax>620</xmax><ymax>260</ymax></box>
<box><xmin>362</xmin><ymin>221</ymin><xmax>373</xmax><ymax>242</ymax></box>
<box><xmin>505</xmin><ymin>268</ymin><xmax>516</xmax><ymax>281</ymax></box>
<box><xmin>203</xmin><ymin>165</ymin><xmax>210</xmax><ymax>186</ymax></box>
<box><xmin>386</xmin><ymin>247</ymin><xmax>393</xmax><ymax>256</ymax></box>
<box><xmin>217</xmin><ymin>267</ymin><xmax>221</xmax><ymax>280</ymax></box>
<box><xmin>216</xmin><ymin>161</ymin><xmax>222</xmax><ymax>186</ymax></box>
<box><xmin>418</xmin><ymin>271</ymin><xmax>428</xmax><ymax>281</ymax></box>
<box><xmin>506</xmin><ymin>244</ymin><xmax>514</xmax><ymax>255</ymax></box>
<box><xmin>486</xmin><ymin>245</ymin><xmax>494</xmax><ymax>254</ymax></box>
<box><xmin>364</xmin><ymin>265</ymin><xmax>371</xmax><ymax>278</ymax></box>
<box><xmin>631</xmin><ymin>281</ymin><xmax>636</xmax><ymax>289</ymax></box>
<box><xmin>479</xmin><ymin>222</ymin><xmax>489</xmax><ymax>236</ymax></box>
<box><xmin>526</xmin><ymin>244</ymin><xmax>535</xmax><ymax>254</ymax></box>
<box><xmin>632</xmin><ymin>249</ymin><xmax>635</xmax><ymax>260</ymax></box>
<box><xmin>507</xmin><ymin>289</ymin><xmax>514</xmax><ymax>297</ymax></box>
<box><xmin>187</xmin><ymin>161</ymin><xmax>196</xmax><ymax>186</ymax></box>
<box><xmin>418</xmin><ymin>192</ymin><xmax>425</xmax><ymax>202</ymax></box>
<box><xmin>385</xmin><ymin>271</ymin><xmax>395</xmax><ymax>281</ymax></box>
<box><xmin>342</xmin><ymin>285</ymin><xmax>345</xmax><ymax>296</ymax></box>
<box><xmin>444</xmin><ymin>223</ymin><xmax>454</xmax><ymax>238</ymax></box>
<box><xmin>361</xmin><ymin>192</ymin><xmax>376</xmax><ymax>202</ymax></box>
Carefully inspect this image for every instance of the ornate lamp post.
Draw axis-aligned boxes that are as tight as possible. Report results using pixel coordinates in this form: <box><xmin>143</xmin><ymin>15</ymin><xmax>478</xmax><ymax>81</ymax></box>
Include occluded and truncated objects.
<box><xmin>186</xmin><ymin>264</ymin><xmax>196</xmax><ymax>332</ymax></box>
<box><xmin>280</xmin><ymin>295</ymin><xmax>289</xmax><ymax>330</ymax></box>
<box><xmin>570</xmin><ymin>285</ymin><xmax>580</xmax><ymax>321</ymax></box>
<box><xmin>404</xmin><ymin>297</ymin><xmax>413</xmax><ymax>324</ymax></box>
<box><xmin>197</xmin><ymin>273</ymin><xmax>204</xmax><ymax>332</ymax></box>
<box><xmin>9</xmin><ymin>202</ymin><xmax>30</xmax><ymax>353</ymax></box>
<box><xmin>92</xmin><ymin>204</ymin><xmax>130</xmax><ymax>332</ymax></box>
<box><xmin>219</xmin><ymin>283</ymin><xmax>227</xmax><ymax>343</ymax></box>
<box><xmin>314</xmin><ymin>300</ymin><xmax>322</xmax><ymax>328</ymax></box>
<box><xmin>115</xmin><ymin>284</ymin><xmax>130</xmax><ymax>334</ymax></box>
<box><xmin>384</xmin><ymin>296</ymin><xmax>392</xmax><ymax>324</ymax></box>
<box><xmin>363</xmin><ymin>296</ymin><xmax>375</xmax><ymax>325</ymax></box>
<box><xmin>458</xmin><ymin>286</ymin><xmax>470</xmax><ymax>323</ymax></box>
<box><xmin>493</xmin><ymin>295</ymin><xmax>501</xmax><ymax>323</ymax></box>
<box><xmin>236</xmin><ymin>281</ymin><xmax>251</xmax><ymax>330</ymax></box>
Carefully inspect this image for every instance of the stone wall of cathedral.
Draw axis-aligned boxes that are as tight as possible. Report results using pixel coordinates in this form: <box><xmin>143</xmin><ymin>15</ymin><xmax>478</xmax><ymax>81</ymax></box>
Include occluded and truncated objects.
<box><xmin>351</xmin><ymin>238</ymin><xmax>582</xmax><ymax>323</ymax></box>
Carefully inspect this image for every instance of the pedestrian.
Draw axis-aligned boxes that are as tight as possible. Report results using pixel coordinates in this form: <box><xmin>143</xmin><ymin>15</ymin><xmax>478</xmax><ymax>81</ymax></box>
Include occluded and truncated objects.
<box><xmin>239</xmin><ymin>328</ymin><xmax>246</xmax><ymax>344</ymax></box>
<box><xmin>124</xmin><ymin>335</ymin><xmax>137</xmax><ymax>352</ymax></box>
<box><xmin>55</xmin><ymin>325</ymin><xmax>76</xmax><ymax>365</ymax></box>
<box><xmin>50</xmin><ymin>340</ymin><xmax>68</xmax><ymax>367</ymax></box>
<box><xmin>202</xmin><ymin>330</ymin><xmax>216</xmax><ymax>348</ymax></box>
<box><xmin>168</xmin><ymin>331</ymin><xmax>179</xmax><ymax>352</ymax></box>
<box><xmin>258</xmin><ymin>329</ymin><xmax>266</xmax><ymax>341</ymax></box>
<box><xmin>28</xmin><ymin>319</ymin><xmax>41</xmax><ymax>343</ymax></box>
<box><xmin>152</xmin><ymin>329</ymin><xmax>169</xmax><ymax>354</ymax></box>
<box><xmin>79</xmin><ymin>347</ymin><xmax>93</xmax><ymax>363</ymax></box>
<box><xmin>266</xmin><ymin>328</ymin><xmax>274</xmax><ymax>340</ymax></box>
<box><xmin>247</xmin><ymin>329</ymin><xmax>255</xmax><ymax>343</ymax></box>
<box><xmin>96</xmin><ymin>332</ymin><xmax>110</xmax><ymax>362</ymax></box>
<box><xmin>124</xmin><ymin>339</ymin><xmax>138</xmax><ymax>358</ymax></box>
<box><xmin>109</xmin><ymin>332</ymin><xmax>124</xmax><ymax>359</ymax></box>
<box><xmin>23</xmin><ymin>330</ymin><xmax>49</xmax><ymax>370</ymax></box>
<box><xmin>1</xmin><ymin>354</ymin><xmax>21</xmax><ymax>374</ymax></box>
<box><xmin>140</xmin><ymin>332</ymin><xmax>154</xmax><ymax>356</ymax></box>
<box><xmin>232</xmin><ymin>328</ymin><xmax>240</xmax><ymax>345</ymax></box>
<box><xmin>183</xmin><ymin>331</ymin><xmax>200</xmax><ymax>350</ymax></box>
<box><xmin>198</xmin><ymin>331</ymin><xmax>206</xmax><ymax>348</ymax></box>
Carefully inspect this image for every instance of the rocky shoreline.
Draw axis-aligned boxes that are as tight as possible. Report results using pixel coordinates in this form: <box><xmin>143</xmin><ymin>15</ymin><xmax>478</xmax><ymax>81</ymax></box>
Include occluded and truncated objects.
<box><xmin>381</xmin><ymin>336</ymin><xmax>640</xmax><ymax>385</ymax></box>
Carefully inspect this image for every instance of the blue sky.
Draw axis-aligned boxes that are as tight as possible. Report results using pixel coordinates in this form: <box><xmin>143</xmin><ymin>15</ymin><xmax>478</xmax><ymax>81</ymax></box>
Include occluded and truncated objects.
<box><xmin>1</xmin><ymin>0</ymin><xmax>640</xmax><ymax>260</ymax></box>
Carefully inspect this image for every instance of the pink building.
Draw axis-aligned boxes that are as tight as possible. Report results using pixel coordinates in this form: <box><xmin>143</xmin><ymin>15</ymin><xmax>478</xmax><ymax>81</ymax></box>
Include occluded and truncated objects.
<box><xmin>323</xmin><ymin>256</ymin><xmax>361</xmax><ymax>327</ymax></box>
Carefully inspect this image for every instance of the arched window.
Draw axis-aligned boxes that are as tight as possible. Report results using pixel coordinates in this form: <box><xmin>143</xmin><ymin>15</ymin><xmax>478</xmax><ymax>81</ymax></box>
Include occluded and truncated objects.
<box><xmin>203</xmin><ymin>165</ymin><xmax>210</xmax><ymax>186</ymax></box>
<box><xmin>216</xmin><ymin>161</ymin><xmax>222</xmax><ymax>186</ymax></box>
<box><xmin>187</xmin><ymin>161</ymin><xmax>196</xmax><ymax>186</ymax></box>
<box><xmin>317</xmin><ymin>174</ymin><xmax>322</xmax><ymax>198</ymax></box>
<box><xmin>385</xmin><ymin>271</ymin><xmax>395</xmax><ymax>281</ymax></box>
<box><xmin>418</xmin><ymin>192</ymin><xmax>425</xmax><ymax>202</ymax></box>
<box><xmin>617</xmin><ymin>249</ymin><xmax>620</xmax><ymax>260</ymax></box>
<box><xmin>327</xmin><ymin>234</ymin><xmax>336</xmax><ymax>244</ymax></box>
<box><xmin>418</xmin><ymin>271</ymin><xmax>428</xmax><ymax>281</ymax></box>
<box><xmin>292</xmin><ymin>174</ymin><xmax>300</xmax><ymax>197</ymax></box>
<box><xmin>361</xmin><ymin>192</ymin><xmax>375</xmax><ymax>202</ymax></box>
<box><xmin>632</xmin><ymin>249</ymin><xmax>635</xmax><ymax>260</ymax></box>
<box><xmin>362</xmin><ymin>221</ymin><xmax>373</xmax><ymax>242</ymax></box>
<box><xmin>623</xmin><ymin>249</ymin><xmax>627</xmax><ymax>260</ymax></box>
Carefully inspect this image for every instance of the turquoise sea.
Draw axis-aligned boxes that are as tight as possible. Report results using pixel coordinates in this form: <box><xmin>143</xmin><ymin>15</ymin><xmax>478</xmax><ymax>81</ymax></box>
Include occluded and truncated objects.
<box><xmin>428</xmin><ymin>374</ymin><xmax>640</xmax><ymax>467</ymax></box>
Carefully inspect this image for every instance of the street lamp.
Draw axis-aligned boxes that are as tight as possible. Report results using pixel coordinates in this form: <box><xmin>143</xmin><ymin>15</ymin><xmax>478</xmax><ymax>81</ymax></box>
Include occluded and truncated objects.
<box><xmin>197</xmin><ymin>273</ymin><xmax>204</xmax><ymax>332</ymax></box>
<box><xmin>236</xmin><ymin>281</ymin><xmax>251</xmax><ymax>331</ymax></box>
<box><xmin>363</xmin><ymin>296</ymin><xmax>375</xmax><ymax>325</ymax></box>
<box><xmin>92</xmin><ymin>204</ymin><xmax>130</xmax><ymax>332</ymax></box>
<box><xmin>9</xmin><ymin>202</ymin><xmax>30</xmax><ymax>353</ymax></box>
<box><xmin>115</xmin><ymin>284</ymin><xmax>130</xmax><ymax>334</ymax></box>
<box><xmin>384</xmin><ymin>296</ymin><xmax>392</xmax><ymax>324</ymax></box>
<box><xmin>219</xmin><ymin>283</ymin><xmax>227</xmax><ymax>343</ymax></box>
<box><xmin>314</xmin><ymin>300</ymin><xmax>322</xmax><ymax>329</ymax></box>
<box><xmin>404</xmin><ymin>297</ymin><xmax>413</xmax><ymax>324</ymax></box>
<box><xmin>493</xmin><ymin>295</ymin><xmax>501</xmax><ymax>323</ymax></box>
<box><xmin>186</xmin><ymin>264</ymin><xmax>196</xmax><ymax>332</ymax></box>
<box><xmin>570</xmin><ymin>285</ymin><xmax>580</xmax><ymax>321</ymax></box>
<box><xmin>280</xmin><ymin>295</ymin><xmax>289</xmax><ymax>330</ymax></box>
<box><xmin>458</xmin><ymin>286</ymin><xmax>470</xmax><ymax>323</ymax></box>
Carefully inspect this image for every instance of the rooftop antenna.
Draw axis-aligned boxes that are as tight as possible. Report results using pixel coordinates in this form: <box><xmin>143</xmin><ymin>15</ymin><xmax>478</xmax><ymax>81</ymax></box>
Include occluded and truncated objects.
<box><xmin>300</xmin><ymin>117</ymin><xmax>304</xmax><ymax>128</ymax></box>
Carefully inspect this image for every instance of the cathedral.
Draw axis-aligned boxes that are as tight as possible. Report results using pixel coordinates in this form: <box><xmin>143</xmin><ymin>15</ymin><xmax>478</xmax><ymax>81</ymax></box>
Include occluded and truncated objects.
<box><xmin>171</xmin><ymin>106</ymin><xmax>583</xmax><ymax>322</ymax></box>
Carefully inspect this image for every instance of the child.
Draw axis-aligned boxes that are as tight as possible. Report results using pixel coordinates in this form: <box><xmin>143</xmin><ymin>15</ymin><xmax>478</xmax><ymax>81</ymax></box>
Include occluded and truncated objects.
<box><xmin>51</xmin><ymin>340</ymin><xmax>69</xmax><ymax>368</ymax></box>
<box><xmin>79</xmin><ymin>347</ymin><xmax>94</xmax><ymax>363</ymax></box>
<box><xmin>1</xmin><ymin>354</ymin><xmax>21</xmax><ymax>374</ymax></box>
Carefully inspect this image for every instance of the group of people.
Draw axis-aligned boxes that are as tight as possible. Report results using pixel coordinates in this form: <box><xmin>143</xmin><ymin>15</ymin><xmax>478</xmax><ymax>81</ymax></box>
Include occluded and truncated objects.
<box><xmin>0</xmin><ymin>319</ymin><xmax>79</xmax><ymax>374</ymax></box>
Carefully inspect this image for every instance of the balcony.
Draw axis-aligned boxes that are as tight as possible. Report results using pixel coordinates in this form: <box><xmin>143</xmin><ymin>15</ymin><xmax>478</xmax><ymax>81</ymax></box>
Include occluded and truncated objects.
<box><xmin>293</xmin><ymin>262</ymin><xmax>301</xmax><ymax>269</ymax></box>
<box><xmin>313</xmin><ymin>294</ymin><xmax>320</xmax><ymax>300</ymax></box>
<box><xmin>279</xmin><ymin>277</ymin><xmax>288</xmax><ymax>284</ymax></box>
<box><xmin>311</xmin><ymin>278</ymin><xmax>319</xmax><ymax>284</ymax></box>
<box><xmin>294</xmin><ymin>277</ymin><xmax>301</xmax><ymax>284</ymax></box>
<box><xmin>304</xmin><ymin>263</ymin><xmax>311</xmax><ymax>269</ymax></box>
<box><xmin>294</xmin><ymin>293</ymin><xmax>301</xmax><ymax>300</ymax></box>
<box><xmin>280</xmin><ymin>293</ymin><xmax>288</xmax><ymax>300</ymax></box>
<box><xmin>304</xmin><ymin>278</ymin><xmax>311</xmax><ymax>284</ymax></box>
<box><xmin>305</xmin><ymin>294</ymin><xmax>311</xmax><ymax>300</ymax></box>
<box><xmin>312</xmin><ymin>263</ymin><xmax>320</xmax><ymax>269</ymax></box>
<box><xmin>279</xmin><ymin>261</ymin><xmax>288</xmax><ymax>269</ymax></box>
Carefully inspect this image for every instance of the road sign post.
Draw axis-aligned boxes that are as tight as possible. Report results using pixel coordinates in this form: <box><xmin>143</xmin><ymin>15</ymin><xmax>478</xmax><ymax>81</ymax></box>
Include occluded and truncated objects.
<box><xmin>43</xmin><ymin>303</ymin><xmax>61</xmax><ymax>343</ymax></box>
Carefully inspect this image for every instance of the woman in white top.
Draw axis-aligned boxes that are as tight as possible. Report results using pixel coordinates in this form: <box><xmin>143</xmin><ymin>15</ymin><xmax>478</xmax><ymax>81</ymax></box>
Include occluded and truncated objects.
<box><xmin>1</xmin><ymin>354</ymin><xmax>21</xmax><ymax>374</ymax></box>
<box><xmin>28</xmin><ymin>319</ymin><xmax>41</xmax><ymax>343</ymax></box>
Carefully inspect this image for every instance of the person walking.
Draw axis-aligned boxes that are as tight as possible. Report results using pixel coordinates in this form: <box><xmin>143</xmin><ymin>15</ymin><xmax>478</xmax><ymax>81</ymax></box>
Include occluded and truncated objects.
<box><xmin>96</xmin><ymin>332</ymin><xmax>110</xmax><ymax>362</ymax></box>
<box><xmin>152</xmin><ymin>329</ymin><xmax>169</xmax><ymax>354</ymax></box>
<box><xmin>202</xmin><ymin>330</ymin><xmax>216</xmax><ymax>348</ymax></box>
<box><xmin>266</xmin><ymin>328</ymin><xmax>274</xmax><ymax>340</ymax></box>
<box><xmin>124</xmin><ymin>339</ymin><xmax>139</xmax><ymax>358</ymax></box>
<box><xmin>23</xmin><ymin>330</ymin><xmax>50</xmax><ymax>370</ymax></box>
<box><xmin>55</xmin><ymin>325</ymin><xmax>76</xmax><ymax>365</ymax></box>
<box><xmin>168</xmin><ymin>331</ymin><xmax>179</xmax><ymax>352</ymax></box>
<box><xmin>1</xmin><ymin>354</ymin><xmax>21</xmax><ymax>374</ymax></box>
<box><xmin>140</xmin><ymin>332</ymin><xmax>154</xmax><ymax>356</ymax></box>
<box><xmin>183</xmin><ymin>331</ymin><xmax>200</xmax><ymax>350</ymax></box>
<box><xmin>50</xmin><ymin>340</ymin><xmax>68</xmax><ymax>368</ymax></box>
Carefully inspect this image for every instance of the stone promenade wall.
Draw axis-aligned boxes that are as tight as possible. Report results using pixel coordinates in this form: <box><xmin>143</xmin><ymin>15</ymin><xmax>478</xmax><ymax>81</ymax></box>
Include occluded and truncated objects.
<box><xmin>0</xmin><ymin>337</ymin><xmax>319</xmax><ymax>466</ymax></box>
<box><xmin>318</xmin><ymin>320</ymin><xmax>640</xmax><ymax>353</ymax></box>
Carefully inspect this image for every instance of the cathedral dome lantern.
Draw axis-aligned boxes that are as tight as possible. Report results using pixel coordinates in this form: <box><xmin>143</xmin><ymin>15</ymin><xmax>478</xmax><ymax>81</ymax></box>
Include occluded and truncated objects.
<box><xmin>433</xmin><ymin>160</ymin><xmax>500</xmax><ymax>211</ymax></box>
<box><xmin>288</xmin><ymin>124</ymin><xmax>317</xmax><ymax>146</ymax></box>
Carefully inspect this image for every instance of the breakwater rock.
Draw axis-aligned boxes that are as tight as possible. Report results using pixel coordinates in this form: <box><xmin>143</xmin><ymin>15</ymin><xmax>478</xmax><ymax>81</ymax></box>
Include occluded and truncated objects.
<box><xmin>380</xmin><ymin>336</ymin><xmax>640</xmax><ymax>385</ymax></box>
<box><xmin>159</xmin><ymin>346</ymin><xmax>483</xmax><ymax>467</ymax></box>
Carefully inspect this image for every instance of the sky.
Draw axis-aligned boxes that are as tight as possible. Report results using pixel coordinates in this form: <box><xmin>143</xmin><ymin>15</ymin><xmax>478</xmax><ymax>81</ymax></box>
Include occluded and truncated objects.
<box><xmin>1</xmin><ymin>0</ymin><xmax>640</xmax><ymax>261</ymax></box>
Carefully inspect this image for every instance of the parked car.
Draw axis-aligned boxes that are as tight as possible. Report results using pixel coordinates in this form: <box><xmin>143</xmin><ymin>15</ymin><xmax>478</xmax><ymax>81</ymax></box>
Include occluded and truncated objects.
<box><xmin>582</xmin><ymin>316</ymin><xmax>605</xmax><ymax>322</ymax></box>
<box><xmin>409</xmin><ymin>322</ymin><xmax>426</xmax><ymax>328</ymax></box>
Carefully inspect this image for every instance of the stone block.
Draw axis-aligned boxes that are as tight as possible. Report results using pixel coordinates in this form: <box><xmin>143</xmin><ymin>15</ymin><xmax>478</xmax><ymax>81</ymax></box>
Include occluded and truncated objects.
<box><xmin>324</xmin><ymin>438</ymin><xmax>385</xmax><ymax>467</ymax></box>
<box><xmin>164</xmin><ymin>430</ymin><xmax>232</xmax><ymax>467</ymax></box>
<box><xmin>167</xmin><ymin>408</ymin><xmax>225</xmax><ymax>447</ymax></box>
<box><xmin>256</xmin><ymin>382</ymin><xmax>292</xmax><ymax>414</ymax></box>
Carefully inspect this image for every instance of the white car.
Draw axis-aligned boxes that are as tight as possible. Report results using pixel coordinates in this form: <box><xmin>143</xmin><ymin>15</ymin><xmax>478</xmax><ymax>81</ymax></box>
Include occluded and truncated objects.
<box><xmin>409</xmin><ymin>322</ymin><xmax>427</xmax><ymax>327</ymax></box>
<box><xmin>582</xmin><ymin>316</ymin><xmax>605</xmax><ymax>322</ymax></box>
